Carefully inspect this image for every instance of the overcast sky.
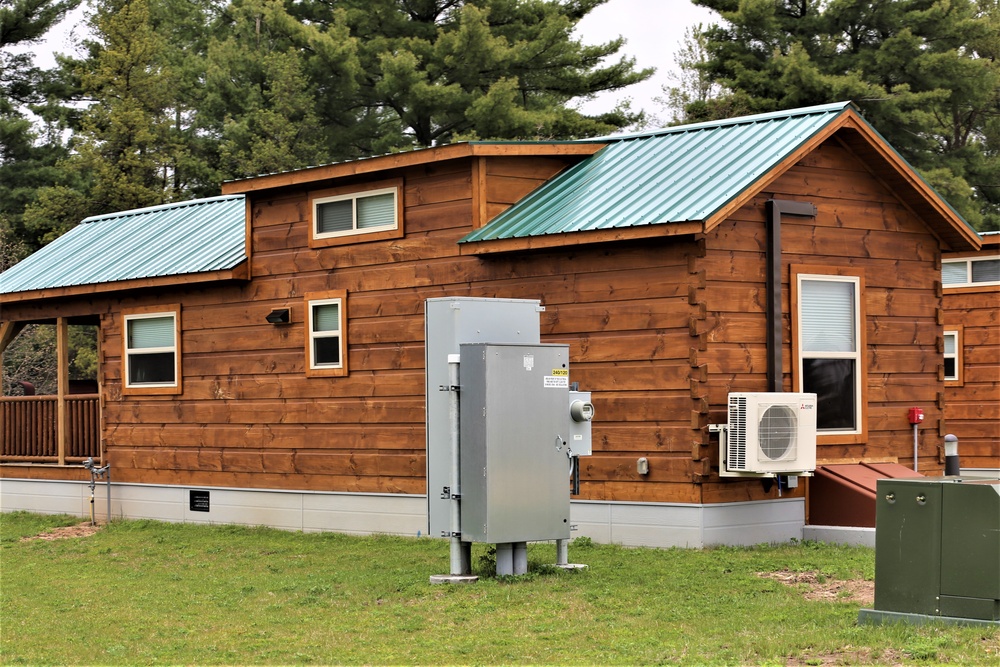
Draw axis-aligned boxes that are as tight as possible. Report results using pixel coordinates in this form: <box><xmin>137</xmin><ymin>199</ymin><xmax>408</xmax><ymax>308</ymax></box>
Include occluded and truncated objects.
<box><xmin>28</xmin><ymin>0</ymin><xmax>719</xmax><ymax>127</ymax></box>
<box><xmin>575</xmin><ymin>0</ymin><xmax>717</xmax><ymax>122</ymax></box>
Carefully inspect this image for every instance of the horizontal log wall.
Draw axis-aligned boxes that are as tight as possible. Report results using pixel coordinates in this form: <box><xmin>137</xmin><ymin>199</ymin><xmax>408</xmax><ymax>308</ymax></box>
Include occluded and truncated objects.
<box><xmin>4</xmin><ymin>137</ymin><xmax>965</xmax><ymax>503</ymax></box>
<box><xmin>698</xmin><ymin>139</ymin><xmax>948</xmax><ymax>502</ymax></box>
<box><xmin>942</xmin><ymin>279</ymin><xmax>1000</xmax><ymax>470</ymax></box>
<box><xmin>91</xmin><ymin>155</ymin><xmax>706</xmax><ymax>501</ymax></box>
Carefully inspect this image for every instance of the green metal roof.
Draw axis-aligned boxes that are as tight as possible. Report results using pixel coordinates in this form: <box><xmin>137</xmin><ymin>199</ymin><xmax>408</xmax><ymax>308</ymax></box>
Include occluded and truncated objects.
<box><xmin>0</xmin><ymin>195</ymin><xmax>246</xmax><ymax>296</ymax></box>
<box><xmin>460</xmin><ymin>102</ymin><xmax>853</xmax><ymax>243</ymax></box>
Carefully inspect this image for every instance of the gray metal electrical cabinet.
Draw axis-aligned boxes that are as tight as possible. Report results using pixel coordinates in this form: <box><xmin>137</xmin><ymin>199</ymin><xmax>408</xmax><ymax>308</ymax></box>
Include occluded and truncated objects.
<box><xmin>459</xmin><ymin>343</ymin><xmax>572</xmax><ymax>544</ymax></box>
<box><xmin>425</xmin><ymin>298</ymin><xmax>543</xmax><ymax>538</ymax></box>
<box><xmin>864</xmin><ymin>477</ymin><xmax>1000</xmax><ymax>625</ymax></box>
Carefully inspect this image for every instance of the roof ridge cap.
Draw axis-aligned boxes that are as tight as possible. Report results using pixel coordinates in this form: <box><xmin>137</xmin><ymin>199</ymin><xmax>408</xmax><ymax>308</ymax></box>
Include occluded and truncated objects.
<box><xmin>590</xmin><ymin>101</ymin><xmax>854</xmax><ymax>142</ymax></box>
<box><xmin>82</xmin><ymin>194</ymin><xmax>244</xmax><ymax>224</ymax></box>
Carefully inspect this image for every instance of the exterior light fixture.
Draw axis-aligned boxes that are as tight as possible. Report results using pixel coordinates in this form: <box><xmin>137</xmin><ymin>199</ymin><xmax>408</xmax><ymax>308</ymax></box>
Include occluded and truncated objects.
<box><xmin>266</xmin><ymin>308</ymin><xmax>291</xmax><ymax>325</ymax></box>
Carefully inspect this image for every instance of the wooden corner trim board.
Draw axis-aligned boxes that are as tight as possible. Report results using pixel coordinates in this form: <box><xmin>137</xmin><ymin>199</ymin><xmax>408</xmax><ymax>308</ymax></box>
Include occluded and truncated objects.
<box><xmin>0</xmin><ymin>264</ymin><xmax>249</xmax><ymax>305</ymax></box>
<box><xmin>221</xmin><ymin>143</ymin><xmax>604</xmax><ymax>195</ymax></box>
<box><xmin>459</xmin><ymin>221</ymin><xmax>704</xmax><ymax>255</ymax></box>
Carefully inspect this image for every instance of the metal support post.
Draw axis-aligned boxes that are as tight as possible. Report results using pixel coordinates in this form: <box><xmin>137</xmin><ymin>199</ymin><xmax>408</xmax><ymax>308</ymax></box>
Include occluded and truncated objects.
<box><xmin>513</xmin><ymin>542</ymin><xmax>528</xmax><ymax>575</ymax></box>
<box><xmin>496</xmin><ymin>543</ymin><xmax>513</xmax><ymax>576</ymax></box>
<box><xmin>556</xmin><ymin>538</ymin><xmax>569</xmax><ymax>566</ymax></box>
<box><xmin>446</xmin><ymin>356</ymin><xmax>470</xmax><ymax>575</ymax></box>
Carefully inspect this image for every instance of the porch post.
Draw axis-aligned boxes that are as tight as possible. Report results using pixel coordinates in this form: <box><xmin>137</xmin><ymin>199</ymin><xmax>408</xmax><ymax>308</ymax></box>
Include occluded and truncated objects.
<box><xmin>57</xmin><ymin>317</ymin><xmax>68</xmax><ymax>465</ymax></box>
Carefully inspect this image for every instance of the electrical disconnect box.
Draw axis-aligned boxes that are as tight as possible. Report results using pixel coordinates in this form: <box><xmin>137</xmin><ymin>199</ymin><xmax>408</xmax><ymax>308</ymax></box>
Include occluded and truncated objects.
<box><xmin>424</xmin><ymin>297</ymin><xmax>595</xmax><ymax>580</ymax></box>
<box><xmin>425</xmin><ymin>297</ymin><xmax>543</xmax><ymax>539</ymax></box>
<box><xmin>459</xmin><ymin>343</ymin><xmax>574</xmax><ymax>544</ymax></box>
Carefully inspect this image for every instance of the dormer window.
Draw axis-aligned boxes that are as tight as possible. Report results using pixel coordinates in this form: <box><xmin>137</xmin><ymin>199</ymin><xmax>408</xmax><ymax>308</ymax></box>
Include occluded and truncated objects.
<box><xmin>309</xmin><ymin>179</ymin><xmax>403</xmax><ymax>248</ymax></box>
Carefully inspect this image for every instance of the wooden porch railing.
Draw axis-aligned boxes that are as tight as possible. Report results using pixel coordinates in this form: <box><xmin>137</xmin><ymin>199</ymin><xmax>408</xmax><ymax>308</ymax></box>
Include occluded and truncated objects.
<box><xmin>1</xmin><ymin>395</ymin><xmax>101</xmax><ymax>463</ymax></box>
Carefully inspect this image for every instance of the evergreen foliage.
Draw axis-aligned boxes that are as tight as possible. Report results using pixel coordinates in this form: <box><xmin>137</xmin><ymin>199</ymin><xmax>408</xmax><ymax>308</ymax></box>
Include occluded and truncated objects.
<box><xmin>688</xmin><ymin>0</ymin><xmax>1000</xmax><ymax>231</ymax></box>
<box><xmin>1</xmin><ymin>0</ymin><xmax>83</xmax><ymax>253</ymax></box>
<box><xmin>1</xmin><ymin>0</ymin><xmax>652</xmax><ymax>248</ymax></box>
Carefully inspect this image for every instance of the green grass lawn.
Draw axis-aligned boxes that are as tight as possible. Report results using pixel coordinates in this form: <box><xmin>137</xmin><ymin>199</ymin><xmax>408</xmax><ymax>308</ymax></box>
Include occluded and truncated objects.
<box><xmin>1</xmin><ymin>512</ymin><xmax>996</xmax><ymax>665</ymax></box>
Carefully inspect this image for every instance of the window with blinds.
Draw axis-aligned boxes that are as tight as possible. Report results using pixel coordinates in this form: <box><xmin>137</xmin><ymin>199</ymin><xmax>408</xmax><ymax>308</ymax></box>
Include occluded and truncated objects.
<box><xmin>314</xmin><ymin>188</ymin><xmax>397</xmax><ymax>239</ymax></box>
<box><xmin>305</xmin><ymin>291</ymin><xmax>348</xmax><ymax>376</ymax></box>
<box><xmin>943</xmin><ymin>329</ymin><xmax>962</xmax><ymax>385</ymax></box>
<box><xmin>124</xmin><ymin>310</ymin><xmax>179</xmax><ymax>390</ymax></box>
<box><xmin>794</xmin><ymin>272</ymin><xmax>864</xmax><ymax>436</ymax></box>
<box><xmin>942</xmin><ymin>257</ymin><xmax>1000</xmax><ymax>288</ymax></box>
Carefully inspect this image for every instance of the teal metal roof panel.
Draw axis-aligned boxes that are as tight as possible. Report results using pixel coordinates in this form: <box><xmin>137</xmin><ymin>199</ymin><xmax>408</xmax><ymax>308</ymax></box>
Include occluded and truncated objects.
<box><xmin>0</xmin><ymin>195</ymin><xmax>246</xmax><ymax>295</ymax></box>
<box><xmin>461</xmin><ymin>102</ymin><xmax>851</xmax><ymax>243</ymax></box>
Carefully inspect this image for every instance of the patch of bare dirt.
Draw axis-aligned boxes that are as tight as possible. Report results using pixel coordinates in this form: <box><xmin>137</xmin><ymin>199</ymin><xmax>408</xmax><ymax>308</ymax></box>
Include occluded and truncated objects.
<box><xmin>759</xmin><ymin>569</ymin><xmax>875</xmax><ymax>606</ymax></box>
<box><xmin>784</xmin><ymin>647</ymin><xmax>905</xmax><ymax>666</ymax></box>
<box><xmin>20</xmin><ymin>523</ymin><xmax>102</xmax><ymax>542</ymax></box>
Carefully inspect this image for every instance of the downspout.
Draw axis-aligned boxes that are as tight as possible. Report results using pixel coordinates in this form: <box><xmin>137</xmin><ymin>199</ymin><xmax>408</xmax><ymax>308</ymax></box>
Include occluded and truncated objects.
<box><xmin>765</xmin><ymin>199</ymin><xmax>817</xmax><ymax>392</ymax></box>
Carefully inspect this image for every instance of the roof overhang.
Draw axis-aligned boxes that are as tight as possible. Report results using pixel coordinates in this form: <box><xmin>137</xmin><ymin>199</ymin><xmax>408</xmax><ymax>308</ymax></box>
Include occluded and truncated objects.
<box><xmin>221</xmin><ymin>142</ymin><xmax>604</xmax><ymax>195</ymax></box>
<box><xmin>459</xmin><ymin>221</ymin><xmax>703</xmax><ymax>256</ymax></box>
<box><xmin>0</xmin><ymin>262</ymin><xmax>249</xmax><ymax>306</ymax></box>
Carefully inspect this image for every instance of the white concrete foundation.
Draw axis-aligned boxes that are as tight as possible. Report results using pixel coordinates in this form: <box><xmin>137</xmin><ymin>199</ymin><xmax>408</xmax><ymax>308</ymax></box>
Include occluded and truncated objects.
<box><xmin>1</xmin><ymin>478</ymin><xmax>807</xmax><ymax>548</ymax></box>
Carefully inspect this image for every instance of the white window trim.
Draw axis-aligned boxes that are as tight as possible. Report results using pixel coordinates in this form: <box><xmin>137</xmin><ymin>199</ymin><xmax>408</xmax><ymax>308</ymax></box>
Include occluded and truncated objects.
<box><xmin>124</xmin><ymin>310</ymin><xmax>179</xmax><ymax>390</ymax></box>
<box><xmin>941</xmin><ymin>256</ymin><xmax>1000</xmax><ymax>288</ymax></box>
<box><xmin>943</xmin><ymin>329</ymin><xmax>961</xmax><ymax>385</ymax></box>
<box><xmin>307</xmin><ymin>297</ymin><xmax>344</xmax><ymax>371</ymax></box>
<box><xmin>795</xmin><ymin>273</ymin><xmax>864</xmax><ymax>437</ymax></box>
<box><xmin>313</xmin><ymin>186</ymin><xmax>398</xmax><ymax>240</ymax></box>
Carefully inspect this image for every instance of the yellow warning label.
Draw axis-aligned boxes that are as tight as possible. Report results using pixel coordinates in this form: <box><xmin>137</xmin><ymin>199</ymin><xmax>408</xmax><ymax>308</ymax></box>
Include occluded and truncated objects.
<box><xmin>551</xmin><ymin>369</ymin><xmax>569</xmax><ymax>376</ymax></box>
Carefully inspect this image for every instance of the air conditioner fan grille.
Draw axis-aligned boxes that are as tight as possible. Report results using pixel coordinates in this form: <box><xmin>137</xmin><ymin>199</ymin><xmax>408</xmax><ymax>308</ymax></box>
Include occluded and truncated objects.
<box><xmin>758</xmin><ymin>404</ymin><xmax>797</xmax><ymax>461</ymax></box>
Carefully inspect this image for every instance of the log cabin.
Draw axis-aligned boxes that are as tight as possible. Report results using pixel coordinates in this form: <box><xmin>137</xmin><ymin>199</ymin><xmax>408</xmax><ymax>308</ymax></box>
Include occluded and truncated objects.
<box><xmin>941</xmin><ymin>231</ymin><xmax>1000</xmax><ymax>475</ymax></box>
<box><xmin>0</xmin><ymin>102</ymin><xmax>987</xmax><ymax>547</ymax></box>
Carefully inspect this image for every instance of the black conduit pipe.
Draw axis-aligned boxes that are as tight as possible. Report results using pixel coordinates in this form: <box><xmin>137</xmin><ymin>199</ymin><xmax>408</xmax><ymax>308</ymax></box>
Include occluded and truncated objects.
<box><xmin>765</xmin><ymin>199</ymin><xmax>817</xmax><ymax>392</ymax></box>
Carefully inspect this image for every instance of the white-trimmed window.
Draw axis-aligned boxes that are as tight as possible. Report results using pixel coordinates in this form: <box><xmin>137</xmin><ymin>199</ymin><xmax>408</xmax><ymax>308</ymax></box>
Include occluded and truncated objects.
<box><xmin>942</xmin><ymin>257</ymin><xmax>1000</xmax><ymax>288</ymax></box>
<box><xmin>308</xmin><ymin>179</ymin><xmax>403</xmax><ymax>249</ymax></box>
<box><xmin>792</xmin><ymin>267</ymin><xmax>866</xmax><ymax>441</ymax></box>
<box><xmin>123</xmin><ymin>306</ymin><xmax>181</xmax><ymax>394</ymax></box>
<box><xmin>314</xmin><ymin>187</ymin><xmax>396</xmax><ymax>239</ymax></box>
<box><xmin>305</xmin><ymin>291</ymin><xmax>348</xmax><ymax>377</ymax></box>
<box><xmin>943</xmin><ymin>328</ymin><xmax>963</xmax><ymax>386</ymax></box>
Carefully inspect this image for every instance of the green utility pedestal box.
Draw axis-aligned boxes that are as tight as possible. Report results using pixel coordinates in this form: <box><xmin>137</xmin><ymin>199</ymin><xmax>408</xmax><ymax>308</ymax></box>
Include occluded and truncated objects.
<box><xmin>859</xmin><ymin>477</ymin><xmax>1000</xmax><ymax>626</ymax></box>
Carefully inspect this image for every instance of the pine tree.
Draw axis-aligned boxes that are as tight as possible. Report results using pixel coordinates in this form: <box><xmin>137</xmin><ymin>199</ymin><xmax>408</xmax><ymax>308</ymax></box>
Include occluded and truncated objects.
<box><xmin>287</xmin><ymin>0</ymin><xmax>653</xmax><ymax>150</ymax></box>
<box><xmin>22</xmin><ymin>0</ymin><xmax>177</xmax><ymax>242</ymax></box>
<box><xmin>690</xmin><ymin>0</ymin><xmax>1000</xmax><ymax>231</ymax></box>
<box><xmin>0</xmin><ymin>0</ymin><xmax>83</xmax><ymax>253</ymax></box>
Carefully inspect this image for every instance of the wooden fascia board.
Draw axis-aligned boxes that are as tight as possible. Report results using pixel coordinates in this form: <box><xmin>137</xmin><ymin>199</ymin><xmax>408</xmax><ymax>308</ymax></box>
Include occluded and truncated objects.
<box><xmin>835</xmin><ymin>113</ymin><xmax>981</xmax><ymax>251</ymax></box>
<box><xmin>458</xmin><ymin>221</ymin><xmax>704</xmax><ymax>256</ymax></box>
<box><xmin>222</xmin><ymin>143</ymin><xmax>604</xmax><ymax>195</ymax></box>
<box><xmin>0</xmin><ymin>262</ymin><xmax>249</xmax><ymax>305</ymax></box>
<box><xmin>702</xmin><ymin>112</ymin><xmax>848</xmax><ymax>234</ymax></box>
